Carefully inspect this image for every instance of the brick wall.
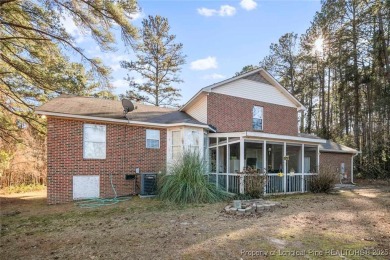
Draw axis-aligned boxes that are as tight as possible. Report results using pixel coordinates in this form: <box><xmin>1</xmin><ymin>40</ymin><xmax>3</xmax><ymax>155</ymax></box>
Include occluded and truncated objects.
<box><xmin>320</xmin><ymin>152</ymin><xmax>353</xmax><ymax>183</ymax></box>
<box><xmin>47</xmin><ymin>117</ymin><xmax>166</xmax><ymax>204</ymax></box>
<box><xmin>207</xmin><ymin>93</ymin><xmax>298</xmax><ymax>135</ymax></box>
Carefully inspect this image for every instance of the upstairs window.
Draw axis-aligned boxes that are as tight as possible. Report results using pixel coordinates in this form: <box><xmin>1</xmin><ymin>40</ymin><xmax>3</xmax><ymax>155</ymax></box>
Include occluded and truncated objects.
<box><xmin>146</xmin><ymin>129</ymin><xmax>160</xmax><ymax>149</ymax></box>
<box><xmin>252</xmin><ymin>106</ymin><xmax>263</xmax><ymax>130</ymax></box>
<box><xmin>83</xmin><ymin>124</ymin><xmax>106</xmax><ymax>159</ymax></box>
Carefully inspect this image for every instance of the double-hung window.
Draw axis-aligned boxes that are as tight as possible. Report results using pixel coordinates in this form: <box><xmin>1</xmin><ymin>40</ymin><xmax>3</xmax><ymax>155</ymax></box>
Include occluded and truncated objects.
<box><xmin>146</xmin><ymin>129</ymin><xmax>160</xmax><ymax>149</ymax></box>
<box><xmin>83</xmin><ymin>124</ymin><xmax>106</xmax><ymax>159</ymax></box>
<box><xmin>188</xmin><ymin>130</ymin><xmax>199</xmax><ymax>152</ymax></box>
<box><xmin>172</xmin><ymin>131</ymin><xmax>181</xmax><ymax>160</ymax></box>
<box><xmin>252</xmin><ymin>106</ymin><xmax>263</xmax><ymax>130</ymax></box>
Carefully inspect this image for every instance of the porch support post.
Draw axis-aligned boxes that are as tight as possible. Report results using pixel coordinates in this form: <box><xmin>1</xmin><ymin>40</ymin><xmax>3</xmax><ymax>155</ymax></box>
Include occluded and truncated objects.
<box><xmin>226</xmin><ymin>138</ymin><xmax>229</xmax><ymax>192</ymax></box>
<box><xmin>317</xmin><ymin>144</ymin><xmax>320</xmax><ymax>174</ymax></box>
<box><xmin>216</xmin><ymin>139</ymin><xmax>219</xmax><ymax>188</ymax></box>
<box><xmin>301</xmin><ymin>143</ymin><xmax>305</xmax><ymax>192</ymax></box>
<box><xmin>283</xmin><ymin>142</ymin><xmax>287</xmax><ymax>194</ymax></box>
<box><xmin>263</xmin><ymin>140</ymin><xmax>267</xmax><ymax>195</ymax></box>
<box><xmin>239</xmin><ymin>137</ymin><xmax>245</xmax><ymax>194</ymax></box>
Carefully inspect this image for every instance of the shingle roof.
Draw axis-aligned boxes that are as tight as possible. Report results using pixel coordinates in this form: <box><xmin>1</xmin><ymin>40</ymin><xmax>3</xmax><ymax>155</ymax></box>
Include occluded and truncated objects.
<box><xmin>320</xmin><ymin>140</ymin><xmax>358</xmax><ymax>153</ymax></box>
<box><xmin>36</xmin><ymin>95</ymin><xmax>207</xmax><ymax>126</ymax></box>
<box><xmin>298</xmin><ymin>134</ymin><xmax>358</xmax><ymax>154</ymax></box>
<box><xmin>298</xmin><ymin>133</ymin><xmax>323</xmax><ymax>140</ymax></box>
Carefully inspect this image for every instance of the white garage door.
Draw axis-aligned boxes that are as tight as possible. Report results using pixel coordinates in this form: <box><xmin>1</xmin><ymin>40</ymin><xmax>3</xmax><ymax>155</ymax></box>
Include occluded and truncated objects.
<box><xmin>73</xmin><ymin>175</ymin><xmax>100</xmax><ymax>199</ymax></box>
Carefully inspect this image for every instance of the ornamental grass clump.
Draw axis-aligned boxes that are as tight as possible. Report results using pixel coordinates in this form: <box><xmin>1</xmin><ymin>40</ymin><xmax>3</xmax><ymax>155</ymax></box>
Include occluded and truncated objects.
<box><xmin>157</xmin><ymin>150</ymin><xmax>231</xmax><ymax>204</ymax></box>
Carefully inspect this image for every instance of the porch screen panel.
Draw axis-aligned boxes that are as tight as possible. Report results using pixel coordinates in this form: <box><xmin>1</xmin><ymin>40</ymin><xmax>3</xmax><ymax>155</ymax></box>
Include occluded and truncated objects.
<box><xmin>286</xmin><ymin>144</ymin><xmax>302</xmax><ymax>173</ymax></box>
<box><xmin>304</xmin><ymin>146</ymin><xmax>317</xmax><ymax>173</ymax></box>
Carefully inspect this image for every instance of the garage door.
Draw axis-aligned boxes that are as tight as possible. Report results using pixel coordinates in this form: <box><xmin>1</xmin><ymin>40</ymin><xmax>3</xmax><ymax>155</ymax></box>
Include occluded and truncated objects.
<box><xmin>73</xmin><ymin>175</ymin><xmax>100</xmax><ymax>199</ymax></box>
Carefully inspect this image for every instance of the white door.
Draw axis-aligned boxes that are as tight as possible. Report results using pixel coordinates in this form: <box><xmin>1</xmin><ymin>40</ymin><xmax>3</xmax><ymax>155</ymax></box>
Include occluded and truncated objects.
<box><xmin>73</xmin><ymin>175</ymin><xmax>100</xmax><ymax>199</ymax></box>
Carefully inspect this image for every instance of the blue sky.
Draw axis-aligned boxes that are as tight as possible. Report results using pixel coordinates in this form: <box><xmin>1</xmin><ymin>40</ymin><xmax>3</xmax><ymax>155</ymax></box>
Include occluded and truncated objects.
<box><xmin>65</xmin><ymin>0</ymin><xmax>321</xmax><ymax>105</ymax></box>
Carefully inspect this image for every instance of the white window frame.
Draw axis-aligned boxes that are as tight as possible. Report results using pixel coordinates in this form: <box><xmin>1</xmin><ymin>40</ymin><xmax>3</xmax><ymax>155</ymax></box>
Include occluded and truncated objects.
<box><xmin>252</xmin><ymin>106</ymin><xmax>263</xmax><ymax>131</ymax></box>
<box><xmin>171</xmin><ymin>130</ymin><xmax>182</xmax><ymax>160</ymax></box>
<box><xmin>189</xmin><ymin>130</ymin><xmax>200</xmax><ymax>151</ymax></box>
<box><xmin>83</xmin><ymin>124</ymin><xmax>106</xmax><ymax>159</ymax></box>
<box><xmin>146</xmin><ymin>129</ymin><xmax>160</xmax><ymax>149</ymax></box>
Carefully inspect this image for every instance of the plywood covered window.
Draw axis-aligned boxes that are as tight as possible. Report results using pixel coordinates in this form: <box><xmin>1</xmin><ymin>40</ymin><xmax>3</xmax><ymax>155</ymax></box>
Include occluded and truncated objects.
<box><xmin>83</xmin><ymin>124</ymin><xmax>106</xmax><ymax>159</ymax></box>
<box><xmin>252</xmin><ymin>106</ymin><xmax>263</xmax><ymax>130</ymax></box>
<box><xmin>146</xmin><ymin>129</ymin><xmax>160</xmax><ymax>149</ymax></box>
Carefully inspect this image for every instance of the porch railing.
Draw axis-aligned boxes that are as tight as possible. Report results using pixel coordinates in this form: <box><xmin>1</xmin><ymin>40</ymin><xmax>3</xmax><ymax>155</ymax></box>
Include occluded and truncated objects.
<box><xmin>209</xmin><ymin>172</ymin><xmax>317</xmax><ymax>195</ymax></box>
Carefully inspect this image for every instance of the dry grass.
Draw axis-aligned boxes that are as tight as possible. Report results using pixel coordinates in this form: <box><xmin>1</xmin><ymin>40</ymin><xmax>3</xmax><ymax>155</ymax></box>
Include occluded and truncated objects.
<box><xmin>1</xmin><ymin>184</ymin><xmax>389</xmax><ymax>260</ymax></box>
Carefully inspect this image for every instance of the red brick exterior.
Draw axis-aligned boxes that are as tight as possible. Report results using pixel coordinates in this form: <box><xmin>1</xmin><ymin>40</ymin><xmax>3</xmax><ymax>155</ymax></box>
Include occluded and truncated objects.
<box><xmin>47</xmin><ymin>117</ymin><xmax>166</xmax><ymax>204</ymax></box>
<box><xmin>207</xmin><ymin>93</ymin><xmax>298</xmax><ymax>135</ymax></box>
<box><xmin>320</xmin><ymin>152</ymin><xmax>353</xmax><ymax>183</ymax></box>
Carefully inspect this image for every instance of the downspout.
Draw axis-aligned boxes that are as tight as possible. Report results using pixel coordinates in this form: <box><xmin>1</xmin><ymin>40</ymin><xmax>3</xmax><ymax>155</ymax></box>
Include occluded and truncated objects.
<box><xmin>351</xmin><ymin>152</ymin><xmax>360</xmax><ymax>184</ymax></box>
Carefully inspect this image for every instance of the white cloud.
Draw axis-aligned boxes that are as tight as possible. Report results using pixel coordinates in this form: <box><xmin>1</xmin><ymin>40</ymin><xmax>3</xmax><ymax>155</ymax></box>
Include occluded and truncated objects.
<box><xmin>202</xmin><ymin>73</ymin><xmax>226</xmax><ymax>80</ymax></box>
<box><xmin>110</xmin><ymin>64</ymin><xmax>121</xmax><ymax>71</ymax></box>
<box><xmin>190</xmin><ymin>56</ymin><xmax>218</xmax><ymax>71</ymax></box>
<box><xmin>197</xmin><ymin>5</ymin><xmax>236</xmax><ymax>17</ymax></box>
<box><xmin>112</xmin><ymin>79</ymin><xmax>129</xmax><ymax>90</ymax></box>
<box><xmin>197</xmin><ymin>8</ymin><xmax>217</xmax><ymax>17</ymax></box>
<box><xmin>240</xmin><ymin>0</ymin><xmax>257</xmax><ymax>11</ymax></box>
<box><xmin>219</xmin><ymin>5</ymin><xmax>236</xmax><ymax>16</ymax></box>
<box><xmin>129</xmin><ymin>11</ymin><xmax>144</xmax><ymax>21</ymax></box>
<box><xmin>60</xmin><ymin>14</ymin><xmax>85</xmax><ymax>43</ymax></box>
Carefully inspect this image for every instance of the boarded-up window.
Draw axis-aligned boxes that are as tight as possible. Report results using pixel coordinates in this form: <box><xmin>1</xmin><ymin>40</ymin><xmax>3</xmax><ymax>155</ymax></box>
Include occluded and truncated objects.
<box><xmin>73</xmin><ymin>175</ymin><xmax>100</xmax><ymax>199</ymax></box>
<box><xmin>83</xmin><ymin>124</ymin><xmax>106</xmax><ymax>159</ymax></box>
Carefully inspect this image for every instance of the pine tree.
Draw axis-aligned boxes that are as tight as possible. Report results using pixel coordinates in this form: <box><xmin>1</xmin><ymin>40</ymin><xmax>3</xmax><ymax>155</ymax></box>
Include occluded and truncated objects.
<box><xmin>121</xmin><ymin>15</ymin><xmax>186</xmax><ymax>107</ymax></box>
<box><xmin>0</xmin><ymin>0</ymin><xmax>139</xmax><ymax>142</ymax></box>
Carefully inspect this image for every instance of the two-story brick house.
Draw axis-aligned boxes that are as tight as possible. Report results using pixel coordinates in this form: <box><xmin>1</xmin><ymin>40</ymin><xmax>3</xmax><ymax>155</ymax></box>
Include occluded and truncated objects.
<box><xmin>36</xmin><ymin>68</ymin><xmax>359</xmax><ymax>204</ymax></box>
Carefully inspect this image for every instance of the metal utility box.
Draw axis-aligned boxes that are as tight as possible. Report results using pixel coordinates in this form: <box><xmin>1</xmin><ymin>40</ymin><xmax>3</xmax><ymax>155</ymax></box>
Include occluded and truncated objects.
<box><xmin>140</xmin><ymin>173</ymin><xmax>157</xmax><ymax>196</ymax></box>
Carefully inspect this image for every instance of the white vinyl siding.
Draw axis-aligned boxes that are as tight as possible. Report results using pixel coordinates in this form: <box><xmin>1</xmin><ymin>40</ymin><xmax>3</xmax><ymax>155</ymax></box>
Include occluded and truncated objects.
<box><xmin>146</xmin><ymin>129</ymin><xmax>160</xmax><ymax>149</ymax></box>
<box><xmin>212</xmin><ymin>79</ymin><xmax>296</xmax><ymax>108</ymax></box>
<box><xmin>83</xmin><ymin>124</ymin><xmax>106</xmax><ymax>159</ymax></box>
<box><xmin>185</xmin><ymin>95</ymin><xmax>207</xmax><ymax>123</ymax></box>
<box><xmin>252</xmin><ymin>106</ymin><xmax>263</xmax><ymax>130</ymax></box>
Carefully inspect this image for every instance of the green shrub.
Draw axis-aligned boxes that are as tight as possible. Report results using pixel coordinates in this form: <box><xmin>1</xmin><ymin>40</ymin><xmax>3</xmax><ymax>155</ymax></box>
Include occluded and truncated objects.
<box><xmin>157</xmin><ymin>150</ymin><xmax>232</xmax><ymax>204</ymax></box>
<box><xmin>309</xmin><ymin>166</ymin><xmax>338</xmax><ymax>193</ymax></box>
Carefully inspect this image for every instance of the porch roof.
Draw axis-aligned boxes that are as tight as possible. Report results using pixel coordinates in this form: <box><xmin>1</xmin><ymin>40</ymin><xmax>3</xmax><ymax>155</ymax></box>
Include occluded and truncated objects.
<box><xmin>319</xmin><ymin>140</ymin><xmax>359</xmax><ymax>154</ymax></box>
<box><xmin>208</xmin><ymin>131</ymin><xmax>327</xmax><ymax>144</ymax></box>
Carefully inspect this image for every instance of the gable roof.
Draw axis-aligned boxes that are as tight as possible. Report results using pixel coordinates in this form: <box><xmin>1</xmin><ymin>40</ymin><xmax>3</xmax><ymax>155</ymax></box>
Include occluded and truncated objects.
<box><xmin>36</xmin><ymin>95</ymin><xmax>211</xmax><ymax>129</ymax></box>
<box><xmin>180</xmin><ymin>68</ymin><xmax>305</xmax><ymax>112</ymax></box>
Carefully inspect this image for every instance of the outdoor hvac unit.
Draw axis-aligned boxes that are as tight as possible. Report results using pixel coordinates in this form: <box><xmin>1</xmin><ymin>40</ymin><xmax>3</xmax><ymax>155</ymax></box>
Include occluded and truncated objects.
<box><xmin>140</xmin><ymin>173</ymin><xmax>157</xmax><ymax>196</ymax></box>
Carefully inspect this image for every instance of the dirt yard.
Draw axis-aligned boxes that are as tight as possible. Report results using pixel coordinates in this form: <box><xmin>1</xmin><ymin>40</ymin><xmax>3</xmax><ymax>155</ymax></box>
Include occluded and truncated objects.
<box><xmin>1</xmin><ymin>181</ymin><xmax>389</xmax><ymax>259</ymax></box>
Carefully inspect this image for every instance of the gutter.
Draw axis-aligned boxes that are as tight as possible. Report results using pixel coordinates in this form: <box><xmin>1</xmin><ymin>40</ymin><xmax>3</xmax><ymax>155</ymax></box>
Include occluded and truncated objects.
<box><xmin>320</xmin><ymin>149</ymin><xmax>359</xmax><ymax>154</ymax></box>
<box><xmin>35</xmin><ymin>110</ymin><xmax>216</xmax><ymax>132</ymax></box>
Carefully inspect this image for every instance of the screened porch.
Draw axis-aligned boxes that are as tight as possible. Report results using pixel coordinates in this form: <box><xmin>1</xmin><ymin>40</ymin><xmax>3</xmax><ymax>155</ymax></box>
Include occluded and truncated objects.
<box><xmin>207</xmin><ymin>133</ymin><xmax>322</xmax><ymax>195</ymax></box>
